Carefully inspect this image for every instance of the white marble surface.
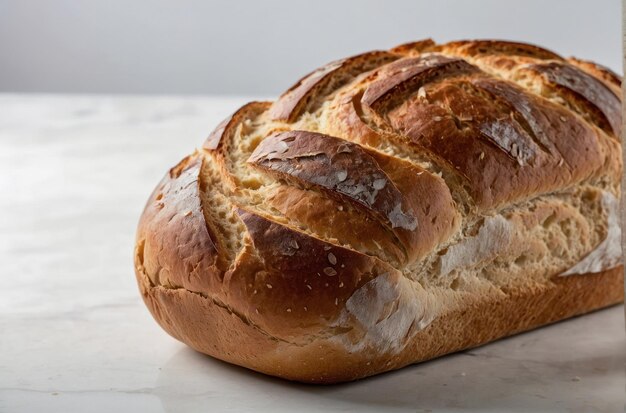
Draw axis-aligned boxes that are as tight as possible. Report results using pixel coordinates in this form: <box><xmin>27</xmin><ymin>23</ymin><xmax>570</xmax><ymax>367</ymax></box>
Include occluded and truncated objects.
<box><xmin>0</xmin><ymin>94</ymin><xmax>624</xmax><ymax>413</ymax></box>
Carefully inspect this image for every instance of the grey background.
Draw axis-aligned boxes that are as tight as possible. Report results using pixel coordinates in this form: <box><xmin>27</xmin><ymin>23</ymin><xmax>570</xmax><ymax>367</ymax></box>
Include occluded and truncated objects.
<box><xmin>0</xmin><ymin>0</ymin><xmax>621</xmax><ymax>96</ymax></box>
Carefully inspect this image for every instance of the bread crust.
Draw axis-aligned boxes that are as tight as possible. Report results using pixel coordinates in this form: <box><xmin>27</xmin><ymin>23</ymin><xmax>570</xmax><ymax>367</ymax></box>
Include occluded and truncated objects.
<box><xmin>135</xmin><ymin>258</ymin><xmax>622</xmax><ymax>383</ymax></box>
<box><xmin>134</xmin><ymin>39</ymin><xmax>623</xmax><ymax>383</ymax></box>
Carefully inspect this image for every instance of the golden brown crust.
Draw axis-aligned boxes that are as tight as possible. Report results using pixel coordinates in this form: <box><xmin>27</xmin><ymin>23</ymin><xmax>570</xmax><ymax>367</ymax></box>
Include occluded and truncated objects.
<box><xmin>134</xmin><ymin>38</ymin><xmax>623</xmax><ymax>383</ymax></box>
<box><xmin>361</xmin><ymin>55</ymin><xmax>480</xmax><ymax>111</ymax></box>
<box><xmin>233</xmin><ymin>208</ymin><xmax>400</xmax><ymax>333</ymax></box>
<box><xmin>523</xmin><ymin>62</ymin><xmax>622</xmax><ymax>136</ymax></box>
<box><xmin>137</xmin><ymin>154</ymin><xmax>224</xmax><ymax>293</ymax></box>
<box><xmin>433</xmin><ymin>39</ymin><xmax>565</xmax><ymax>60</ymax></box>
<box><xmin>135</xmin><ymin>259</ymin><xmax>623</xmax><ymax>383</ymax></box>
<box><xmin>269</xmin><ymin>51</ymin><xmax>398</xmax><ymax>122</ymax></box>
<box><xmin>389</xmin><ymin>38</ymin><xmax>436</xmax><ymax>55</ymax></box>
<box><xmin>359</xmin><ymin>55</ymin><xmax>618</xmax><ymax>210</ymax></box>
<box><xmin>567</xmin><ymin>57</ymin><xmax>621</xmax><ymax>93</ymax></box>
<box><xmin>247</xmin><ymin>130</ymin><xmax>459</xmax><ymax>263</ymax></box>
<box><xmin>203</xmin><ymin>101</ymin><xmax>271</xmax><ymax>151</ymax></box>
<box><xmin>265</xmin><ymin>185</ymin><xmax>407</xmax><ymax>266</ymax></box>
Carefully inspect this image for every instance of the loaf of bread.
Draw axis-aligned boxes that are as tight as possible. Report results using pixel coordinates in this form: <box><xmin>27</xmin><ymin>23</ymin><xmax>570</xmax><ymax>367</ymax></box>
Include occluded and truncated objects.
<box><xmin>134</xmin><ymin>39</ymin><xmax>623</xmax><ymax>383</ymax></box>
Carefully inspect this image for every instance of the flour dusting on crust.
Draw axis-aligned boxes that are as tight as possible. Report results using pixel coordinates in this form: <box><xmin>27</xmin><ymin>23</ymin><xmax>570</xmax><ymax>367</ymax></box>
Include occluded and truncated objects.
<box><xmin>561</xmin><ymin>191</ymin><xmax>622</xmax><ymax>276</ymax></box>
<box><xmin>439</xmin><ymin>215</ymin><xmax>515</xmax><ymax>277</ymax></box>
<box><xmin>331</xmin><ymin>272</ymin><xmax>436</xmax><ymax>353</ymax></box>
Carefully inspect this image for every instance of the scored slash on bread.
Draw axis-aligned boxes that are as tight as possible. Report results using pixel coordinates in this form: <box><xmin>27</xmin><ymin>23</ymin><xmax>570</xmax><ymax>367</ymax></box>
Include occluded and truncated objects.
<box><xmin>524</xmin><ymin>61</ymin><xmax>622</xmax><ymax>135</ymax></box>
<box><xmin>134</xmin><ymin>39</ymin><xmax>623</xmax><ymax>383</ymax></box>
<box><xmin>269</xmin><ymin>51</ymin><xmax>399</xmax><ymax>122</ymax></box>
<box><xmin>247</xmin><ymin>130</ymin><xmax>459</xmax><ymax>264</ymax></box>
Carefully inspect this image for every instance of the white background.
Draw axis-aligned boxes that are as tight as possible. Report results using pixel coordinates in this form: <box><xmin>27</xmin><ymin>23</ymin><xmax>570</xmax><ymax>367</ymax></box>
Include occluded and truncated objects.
<box><xmin>0</xmin><ymin>0</ymin><xmax>621</xmax><ymax>95</ymax></box>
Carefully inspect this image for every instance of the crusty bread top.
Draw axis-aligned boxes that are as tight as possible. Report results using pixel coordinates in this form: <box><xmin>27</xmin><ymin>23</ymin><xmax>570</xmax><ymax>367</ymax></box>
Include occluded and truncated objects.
<box><xmin>136</xmin><ymin>39</ymin><xmax>622</xmax><ymax>351</ymax></box>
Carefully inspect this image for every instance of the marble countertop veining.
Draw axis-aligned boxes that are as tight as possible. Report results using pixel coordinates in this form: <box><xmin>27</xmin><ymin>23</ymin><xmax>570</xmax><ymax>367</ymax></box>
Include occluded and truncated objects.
<box><xmin>0</xmin><ymin>94</ymin><xmax>624</xmax><ymax>413</ymax></box>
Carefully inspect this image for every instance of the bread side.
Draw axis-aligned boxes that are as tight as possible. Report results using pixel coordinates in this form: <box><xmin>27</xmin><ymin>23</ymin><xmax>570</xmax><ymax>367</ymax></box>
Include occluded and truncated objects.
<box><xmin>134</xmin><ymin>39</ymin><xmax>623</xmax><ymax>383</ymax></box>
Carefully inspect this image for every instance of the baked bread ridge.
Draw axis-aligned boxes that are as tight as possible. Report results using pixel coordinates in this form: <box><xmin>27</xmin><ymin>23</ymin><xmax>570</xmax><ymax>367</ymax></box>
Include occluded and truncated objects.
<box><xmin>134</xmin><ymin>39</ymin><xmax>624</xmax><ymax>383</ymax></box>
